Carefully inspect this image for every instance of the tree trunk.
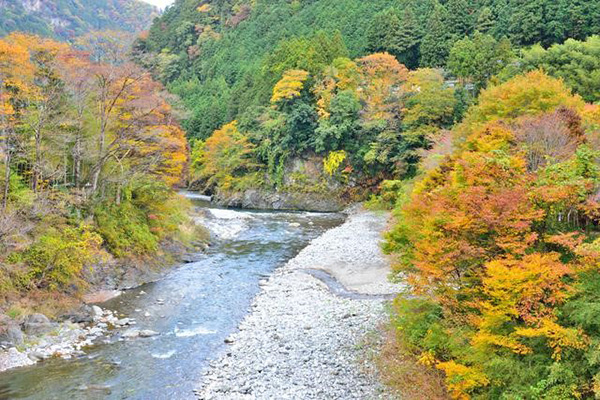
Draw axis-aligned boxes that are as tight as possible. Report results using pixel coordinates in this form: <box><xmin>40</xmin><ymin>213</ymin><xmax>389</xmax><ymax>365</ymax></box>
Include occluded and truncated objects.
<box><xmin>32</xmin><ymin>125</ymin><xmax>41</xmax><ymax>192</ymax></box>
<box><xmin>2</xmin><ymin>144</ymin><xmax>11</xmax><ymax>211</ymax></box>
<box><xmin>73</xmin><ymin>118</ymin><xmax>82</xmax><ymax>188</ymax></box>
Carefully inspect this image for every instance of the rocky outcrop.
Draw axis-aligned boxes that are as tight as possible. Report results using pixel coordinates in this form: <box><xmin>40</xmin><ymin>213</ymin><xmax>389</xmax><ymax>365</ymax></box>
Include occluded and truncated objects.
<box><xmin>213</xmin><ymin>189</ymin><xmax>346</xmax><ymax>212</ymax></box>
<box><xmin>205</xmin><ymin>154</ymin><xmax>351</xmax><ymax>212</ymax></box>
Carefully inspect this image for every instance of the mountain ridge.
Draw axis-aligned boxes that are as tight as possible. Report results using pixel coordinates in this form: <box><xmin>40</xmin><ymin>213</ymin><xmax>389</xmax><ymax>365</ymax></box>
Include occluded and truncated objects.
<box><xmin>0</xmin><ymin>0</ymin><xmax>159</xmax><ymax>39</ymax></box>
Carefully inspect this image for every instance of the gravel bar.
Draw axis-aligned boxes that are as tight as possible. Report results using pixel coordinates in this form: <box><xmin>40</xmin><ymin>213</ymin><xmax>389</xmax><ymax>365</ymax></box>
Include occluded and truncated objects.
<box><xmin>195</xmin><ymin>207</ymin><xmax>400</xmax><ymax>399</ymax></box>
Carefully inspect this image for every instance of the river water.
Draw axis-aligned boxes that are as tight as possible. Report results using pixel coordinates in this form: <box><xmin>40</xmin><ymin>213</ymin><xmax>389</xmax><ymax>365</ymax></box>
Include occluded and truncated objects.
<box><xmin>0</xmin><ymin>197</ymin><xmax>344</xmax><ymax>399</ymax></box>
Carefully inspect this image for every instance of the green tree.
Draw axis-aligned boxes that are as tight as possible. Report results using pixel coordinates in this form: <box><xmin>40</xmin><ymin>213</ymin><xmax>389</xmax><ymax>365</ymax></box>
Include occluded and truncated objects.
<box><xmin>476</xmin><ymin>6</ymin><xmax>495</xmax><ymax>33</ymax></box>
<box><xmin>314</xmin><ymin>90</ymin><xmax>361</xmax><ymax>153</ymax></box>
<box><xmin>448</xmin><ymin>32</ymin><xmax>513</xmax><ymax>90</ymax></box>
<box><xmin>403</xmin><ymin>68</ymin><xmax>456</xmax><ymax>132</ymax></box>
<box><xmin>420</xmin><ymin>2</ymin><xmax>451</xmax><ymax>67</ymax></box>
<box><xmin>366</xmin><ymin>9</ymin><xmax>401</xmax><ymax>56</ymax></box>
<box><xmin>509</xmin><ymin>36</ymin><xmax>600</xmax><ymax>103</ymax></box>
<box><xmin>367</xmin><ymin>8</ymin><xmax>421</xmax><ymax>69</ymax></box>
<box><xmin>396</xmin><ymin>8</ymin><xmax>421</xmax><ymax>69</ymax></box>
<box><xmin>508</xmin><ymin>0</ymin><xmax>545</xmax><ymax>45</ymax></box>
<box><xmin>445</xmin><ymin>0</ymin><xmax>473</xmax><ymax>38</ymax></box>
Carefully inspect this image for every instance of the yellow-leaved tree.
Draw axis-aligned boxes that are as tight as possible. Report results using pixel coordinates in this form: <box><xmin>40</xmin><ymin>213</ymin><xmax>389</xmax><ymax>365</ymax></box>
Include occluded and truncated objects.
<box><xmin>271</xmin><ymin>69</ymin><xmax>309</xmax><ymax>104</ymax></box>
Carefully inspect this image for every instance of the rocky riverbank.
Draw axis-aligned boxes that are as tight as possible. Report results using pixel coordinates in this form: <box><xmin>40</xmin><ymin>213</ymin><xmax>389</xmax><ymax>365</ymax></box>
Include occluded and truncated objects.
<box><xmin>195</xmin><ymin>207</ymin><xmax>400</xmax><ymax>399</ymax></box>
<box><xmin>0</xmin><ymin>304</ymin><xmax>149</xmax><ymax>372</ymax></box>
<box><xmin>0</xmin><ymin>203</ymin><xmax>209</xmax><ymax>373</ymax></box>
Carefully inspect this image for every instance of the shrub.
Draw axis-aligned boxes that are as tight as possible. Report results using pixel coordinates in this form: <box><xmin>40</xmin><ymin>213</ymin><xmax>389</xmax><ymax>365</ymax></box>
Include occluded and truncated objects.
<box><xmin>15</xmin><ymin>225</ymin><xmax>103</xmax><ymax>291</ymax></box>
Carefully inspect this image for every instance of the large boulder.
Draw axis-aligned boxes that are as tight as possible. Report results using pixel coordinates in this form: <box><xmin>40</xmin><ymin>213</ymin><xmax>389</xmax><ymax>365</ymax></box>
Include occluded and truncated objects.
<box><xmin>60</xmin><ymin>305</ymin><xmax>94</xmax><ymax>324</ymax></box>
<box><xmin>22</xmin><ymin>314</ymin><xmax>54</xmax><ymax>336</ymax></box>
<box><xmin>0</xmin><ymin>319</ymin><xmax>24</xmax><ymax>346</ymax></box>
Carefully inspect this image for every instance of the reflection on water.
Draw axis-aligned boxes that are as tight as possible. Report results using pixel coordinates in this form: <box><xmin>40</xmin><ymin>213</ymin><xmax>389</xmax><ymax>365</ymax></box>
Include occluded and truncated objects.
<box><xmin>0</xmin><ymin>200</ymin><xmax>344</xmax><ymax>400</ymax></box>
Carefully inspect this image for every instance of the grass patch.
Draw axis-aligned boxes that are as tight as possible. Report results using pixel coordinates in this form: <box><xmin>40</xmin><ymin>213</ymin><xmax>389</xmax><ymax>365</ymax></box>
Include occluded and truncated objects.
<box><xmin>377</xmin><ymin>324</ymin><xmax>449</xmax><ymax>400</ymax></box>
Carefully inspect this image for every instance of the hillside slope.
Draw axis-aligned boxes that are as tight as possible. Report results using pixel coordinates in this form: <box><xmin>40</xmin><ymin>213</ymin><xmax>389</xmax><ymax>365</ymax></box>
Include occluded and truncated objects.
<box><xmin>139</xmin><ymin>0</ymin><xmax>600</xmax><ymax>140</ymax></box>
<box><xmin>0</xmin><ymin>0</ymin><xmax>158</xmax><ymax>39</ymax></box>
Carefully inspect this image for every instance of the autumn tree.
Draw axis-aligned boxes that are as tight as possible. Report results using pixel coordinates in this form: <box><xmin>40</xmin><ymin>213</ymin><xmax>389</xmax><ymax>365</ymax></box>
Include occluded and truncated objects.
<box><xmin>271</xmin><ymin>70</ymin><xmax>310</xmax><ymax>105</ymax></box>
<box><xmin>58</xmin><ymin>49</ymin><xmax>95</xmax><ymax>188</ymax></box>
<box><xmin>6</xmin><ymin>34</ymin><xmax>69</xmax><ymax>192</ymax></box>
<box><xmin>357</xmin><ymin>53</ymin><xmax>408</xmax><ymax>123</ymax></box>
<box><xmin>0</xmin><ymin>37</ymin><xmax>35</xmax><ymax>210</ymax></box>
<box><xmin>191</xmin><ymin>121</ymin><xmax>255</xmax><ymax>191</ymax></box>
<box><xmin>386</xmin><ymin>72</ymin><xmax>600</xmax><ymax>398</ymax></box>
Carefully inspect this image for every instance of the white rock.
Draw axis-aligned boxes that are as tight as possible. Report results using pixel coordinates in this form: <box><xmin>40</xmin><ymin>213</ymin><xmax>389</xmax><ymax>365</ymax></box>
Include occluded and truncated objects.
<box><xmin>121</xmin><ymin>329</ymin><xmax>140</xmax><ymax>339</ymax></box>
<box><xmin>139</xmin><ymin>330</ymin><xmax>160</xmax><ymax>338</ymax></box>
<box><xmin>91</xmin><ymin>306</ymin><xmax>103</xmax><ymax>318</ymax></box>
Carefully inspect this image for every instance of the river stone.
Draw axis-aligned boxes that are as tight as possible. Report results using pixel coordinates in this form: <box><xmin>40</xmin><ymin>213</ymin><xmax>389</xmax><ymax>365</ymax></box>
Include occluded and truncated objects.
<box><xmin>0</xmin><ymin>324</ymin><xmax>24</xmax><ymax>345</ymax></box>
<box><xmin>61</xmin><ymin>305</ymin><xmax>94</xmax><ymax>324</ymax></box>
<box><xmin>121</xmin><ymin>329</ymin><xmax>140</xmax><ymax>338</ymax></box>
<box><xmin>139</xmin><ymin>330</ymin><xmax>159</xmax><ymax>338</ymax></box>
<box><xmin>91</xmin><ymin>305</ymin><xmax>103</xmax><ymax>318</ymax></box>
<box><xmin>27</xmin><ymin>351</ymin><xmax>46</xmax><ymax>362</ymax></box>
<box><xmin>22</xmin><ymin>314</ymin><xmax>54</xmax><ymax>336</ymax></box>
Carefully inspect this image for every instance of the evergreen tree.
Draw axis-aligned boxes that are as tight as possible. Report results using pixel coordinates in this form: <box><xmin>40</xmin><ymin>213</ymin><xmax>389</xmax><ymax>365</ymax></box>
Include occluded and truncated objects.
<box><xmin>508</xmin><ymin>0</ymin><xmax>545</xmax><ymax>46</ymax></box>
<box><xmin>366</xmin><ymin>8</ymin><xmax>402</xmax><ymax>56</ymax></box>
<box><xmin>476</xmin><ymin>7</ymin><xmax>495</xmax><ymax>33</ymax></box>
<box><xmin>420</xmin><ymin>2</ymin><xmax>451</xmax><ymax>67</ymax></box>
<box><xmin>396</xmin><ymin>8</ymin><xmax>421</xmax><ymax>69</ymax></box>
<box><xmin>448</xmin><ymin>32</ymin><xmax>513</xmax><ymax>90</ymax></box>
<box><xmin>445</xmin><ymin>0</ymin><xmax>473</xmax><ymax>38</ymax></box>
<box><xmin>490</xmin><ymin>0</ymin><xmax>511</xmax><ymax>38</ymax></box>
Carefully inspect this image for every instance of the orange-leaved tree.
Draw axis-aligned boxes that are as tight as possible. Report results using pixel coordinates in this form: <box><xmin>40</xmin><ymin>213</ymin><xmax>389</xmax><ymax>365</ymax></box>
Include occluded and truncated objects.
<box><xmin>386</xmin><ymin>72</ymin><xmax>600</xmax><ymax>398</ymax></box>
<box><xmin>0</xmin><ymin>36</ymin><xmax>36</xmax><ymax>210</ymax></box>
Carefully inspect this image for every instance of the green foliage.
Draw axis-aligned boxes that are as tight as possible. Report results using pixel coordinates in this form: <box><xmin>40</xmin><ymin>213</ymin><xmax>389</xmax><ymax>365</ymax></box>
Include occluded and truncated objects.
<box><xmin>314</xmin><ymin>90</ymin><xmax>361</xmax><ymax>153</ymax></box>
<box><xmin>403</xmin><ymin>68</ymin><xmax>456</xmax><ymax>131</ymax></box>
<box><xmin>505</xmin><ymin>36</ymin><xmax>600</xmax><ymax>103</ymax></box>
<box><xmin>367</xmin><ymin>8</ymin><xmax>420</xmax><ymax>69</ymax></box>
<box><xmin>448</xmin><ymin>32</ymin><xmax>513</xmax><ymax>90</ymax></box>
<box><xmin>94</xmin><ymin>202</ymin><xmax>159</xmax><ymax>258</ymax></box>
<box><xmin>475</xmin><ymin>7</ymin><xmax>495</xmax><ymax>34</ymax></box>
<box><xmin>419</xmin><ymin>3</ymin><xmax>452</xmax><ymax>68</ymax></box>
<box><xmin>141</xmin><ymin>0</ymin><xmax>600</xmax><ymax>141</ymax></box>
<box><xmin>93</xmin><ymin>180</ymin><xmax>189</xmax><ymax>258</ymax></box>
<box><xmin>265</xmin><ymin>32</ymin><xmax>348</xmax><ymax>81</ymax></box>
<box><xmin>7</xmin><ymin>172</ymin><xmax>34</xmax><ymax>209</ymax></box>
<box><xmin>14</xmin><ymin>225</ymin><xmax>103</xmax><ymax>290</ymax></box>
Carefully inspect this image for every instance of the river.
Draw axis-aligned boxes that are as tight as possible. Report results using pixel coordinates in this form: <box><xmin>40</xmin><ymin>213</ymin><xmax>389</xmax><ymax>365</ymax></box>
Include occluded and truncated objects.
<box><xmin>0</xmin><ymin>197</ymin><xmax>344</xmax><ymax>399</ymax></box>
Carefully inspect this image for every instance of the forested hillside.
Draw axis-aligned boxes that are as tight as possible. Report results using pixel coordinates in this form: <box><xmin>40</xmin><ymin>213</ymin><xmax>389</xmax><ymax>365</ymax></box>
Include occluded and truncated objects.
<box><xmin>4</xmin><ymin>0</ymin><xmax>600</xmax><ymax>397</ymax></box>
<box><xmin>135</xmin><ymin>0</ymin><xmax>600</xmax><ymax>210</ymax></box>
<box><xmin>139</xmin><ymin>0</ymin><xmax>600</xmax><ymax>141</ymax></box>
<box><xmin>0</xmin><ymin>0</ymin><xmax>158</xmax><ymax>40</ymax></box>
<box><xmin>0</xmin><ymin>32</ymin><xmax>202</xmax><ymax>314</ymax></box>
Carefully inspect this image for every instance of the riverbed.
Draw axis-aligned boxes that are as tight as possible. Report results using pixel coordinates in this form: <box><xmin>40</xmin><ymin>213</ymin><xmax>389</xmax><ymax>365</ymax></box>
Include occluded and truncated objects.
<box><xmin>0</xmin><ymin>199</ymin><xmax>344</xmax><ymax>399</ymax></box>
<box><xmin>196</xmin><ymin>207</ymin><xmax>398</xmax><ymax>399</ymax></box>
